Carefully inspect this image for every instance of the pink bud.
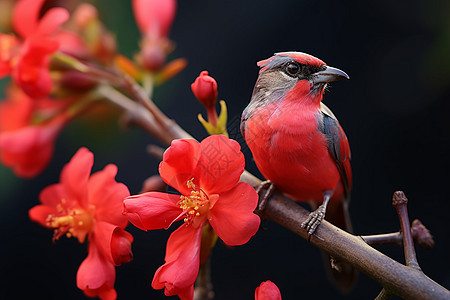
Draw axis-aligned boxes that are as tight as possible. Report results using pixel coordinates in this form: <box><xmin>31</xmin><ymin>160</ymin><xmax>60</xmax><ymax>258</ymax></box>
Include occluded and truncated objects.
<box><xmin>133</xmin><ymin>0</ymin><xmax>176</xmax><ymax>39</ymax></box>
<box><xmin>110</xmin><ymin>229</ymin><xmax>133</xmax><ymax>265</ymax></box>
<box><xmin>60</xmin><ymin>70</ymin><xmax>97</xmax><ymax>91</ymax></box>
<box><xmin>191</xmin><ymin>71</ymin><xmax>218</xmax><ymax>109</ymax></box>
<box><xmin>255</xmin><ymin>281</ymin><xmax>282</xmax><ymax>300</ymax></box>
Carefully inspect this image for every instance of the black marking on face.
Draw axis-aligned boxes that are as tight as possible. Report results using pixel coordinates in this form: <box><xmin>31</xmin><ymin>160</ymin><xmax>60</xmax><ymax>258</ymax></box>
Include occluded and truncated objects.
<box><xmin>282</xmin><ymin>61</ymin><xmax>325</xmax><ymax>80</ymax></box>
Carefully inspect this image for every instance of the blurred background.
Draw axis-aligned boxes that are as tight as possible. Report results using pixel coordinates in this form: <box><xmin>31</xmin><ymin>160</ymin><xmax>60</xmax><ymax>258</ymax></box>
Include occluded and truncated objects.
<box><xmin>1</xmin><ymin>0</ymin><xmax>450</xmax><ymax>299</ymax></box>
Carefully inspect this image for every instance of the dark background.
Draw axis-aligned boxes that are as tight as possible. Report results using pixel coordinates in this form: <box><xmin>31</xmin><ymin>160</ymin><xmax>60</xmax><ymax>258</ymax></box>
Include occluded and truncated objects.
<box><xmin>1</xmin><ymin>0</ymin><xmax>450</xmax><ymax>299</ymax></box>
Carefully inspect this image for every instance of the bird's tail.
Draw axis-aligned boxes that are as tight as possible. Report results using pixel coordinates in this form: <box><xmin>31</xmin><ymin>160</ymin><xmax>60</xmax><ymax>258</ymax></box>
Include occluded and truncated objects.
<box><xmin>310</xmin><ymin>199</ymin><xmax>358</xmax><ymax>293</ymax></box>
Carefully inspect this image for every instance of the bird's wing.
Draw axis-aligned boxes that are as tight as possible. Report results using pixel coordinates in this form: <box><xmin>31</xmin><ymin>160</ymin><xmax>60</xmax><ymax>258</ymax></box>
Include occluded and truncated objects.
<box><xmin>317</xmin><ymin>103</ymin><xmax>357</xmax><ymax>293</ymax></box>
<box><xmin>319</xmin><ymin>102</ymin><xmax>352</xmax><ymax>199</ymax></box>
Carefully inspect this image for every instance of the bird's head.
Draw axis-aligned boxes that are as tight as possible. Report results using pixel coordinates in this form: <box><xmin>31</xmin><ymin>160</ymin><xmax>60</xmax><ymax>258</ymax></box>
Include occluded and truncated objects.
<box><xmin>251</xmin><ymin>51</ymin><xmax>349</xmax><ymax>106</ymax></box>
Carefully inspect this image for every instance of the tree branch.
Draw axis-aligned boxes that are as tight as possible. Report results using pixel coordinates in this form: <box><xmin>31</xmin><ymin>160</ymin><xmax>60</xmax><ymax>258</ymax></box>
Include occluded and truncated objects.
<box><xmin>244</xmin><ymin>172</ymin><xmax>449</xmax><ymax>299</ymax></box>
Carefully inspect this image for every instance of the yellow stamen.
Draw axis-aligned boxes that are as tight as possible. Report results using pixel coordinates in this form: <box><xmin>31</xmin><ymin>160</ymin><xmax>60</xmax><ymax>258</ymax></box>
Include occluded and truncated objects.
<box><xmin>177</xmin><ymin>178</ymin><xmax>210</xmax><ymax>225</ymax></box>
<box><xmin>46</xmin><ymin>203</ymin><xmax>94</xmax><ymax>243</ymax></box>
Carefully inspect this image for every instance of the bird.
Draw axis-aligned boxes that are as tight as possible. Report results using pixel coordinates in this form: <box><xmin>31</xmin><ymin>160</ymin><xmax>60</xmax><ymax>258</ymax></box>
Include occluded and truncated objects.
<box><xmin>240</xmin><ymin>51</ymin><xmax>355</xmax><ymax>292</ymax></box>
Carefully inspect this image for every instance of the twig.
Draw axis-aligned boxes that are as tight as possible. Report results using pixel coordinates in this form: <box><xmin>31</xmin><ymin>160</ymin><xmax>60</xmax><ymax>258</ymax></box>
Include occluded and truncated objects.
<box><xmin>361</xmin><ymin>219</ymin><xmax>435</xmax><ymax>249</ymax></box>
<box><xmin>375</xmin><ymin>288</ymin><xmax>392</xmax><ymax>300</ymax></box>
<box><xmin>392</xmin><ymin>191</ymin><xmax>420</xmax><ymax>270</ymax></box>
<box><xmin>146</xmin><ymin>144</ymin><xmax>165</xmax><ymax>160</ymax></box>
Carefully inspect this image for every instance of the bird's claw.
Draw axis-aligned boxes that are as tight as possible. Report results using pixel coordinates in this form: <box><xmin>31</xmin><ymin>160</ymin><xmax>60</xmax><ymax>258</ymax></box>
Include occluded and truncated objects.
<box><xmin>255</xmin><ymin>180</ymin><xmax>275</xmax><ymax>212</ymax></box>
<box><xmin>301</xmin><ymin>204</ymin><xmax>326</xmax><ymax>236</ymax></box>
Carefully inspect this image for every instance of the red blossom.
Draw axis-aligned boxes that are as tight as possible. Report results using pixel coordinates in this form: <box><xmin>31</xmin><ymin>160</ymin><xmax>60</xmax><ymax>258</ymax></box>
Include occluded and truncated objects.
<box><xmin>29</xmin><ymin>147</ymin><xmax>133</xmax><ymax>299</ymax></box>
<box><xmin>0</xmin><ymin>0</ymin><xmax>69</xmax><ymax>98</ymax></box>
<box><xmin>255</xmin><ymin>281</ymin><xmax>282</xmax><ymax>300</ymax></box>
<box><xmin>124</xmin><ymin>135</ymin><xmax>260</xmax><ymax>300</ymax></box>
<box><xmin>0</xmin><ymin>86</ymin><xmax>71</xmax><ymax>178</ymax></box>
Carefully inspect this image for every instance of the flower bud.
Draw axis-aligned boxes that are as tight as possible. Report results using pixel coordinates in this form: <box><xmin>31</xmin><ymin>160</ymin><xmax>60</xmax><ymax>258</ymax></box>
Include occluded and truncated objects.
<box><xmin>111</xmin><ymin>229</ymin><xmax>133</xmax><ymax>265</ymax></box>
<box><xmin>59</xmin><ymin>70</ymin><xmax>97</xmax><ymax>91</ymax></box>
<box><xmin>133</xmin><ymin>0</ymin><xmax>176</xmax><ymax>39</ymax></box>
<box><xmin>139</xmin><ymin>38</ymin><xmax>166</xmax><ymax>71</ymax></box>
<box><xmin>255</xmin><ymin>281</ymin><xmax>282</xmax><ymax>300</ymax></box>
<box><xmin>140</xmin><ymin>174</ymin><xmax>167</xmax><ymax>193</ymax></box>
<box><xmin>191</xmin><ymin>71</ymin><xmax>218</xmax><ymax>109</ymax></box>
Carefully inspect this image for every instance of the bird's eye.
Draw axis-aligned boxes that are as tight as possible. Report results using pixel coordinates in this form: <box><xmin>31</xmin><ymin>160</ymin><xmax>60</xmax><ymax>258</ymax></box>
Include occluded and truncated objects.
<box><xmin>285</xmin><ymin>62</ymin><xmax>300</xmax><ymax>76</ymax></box>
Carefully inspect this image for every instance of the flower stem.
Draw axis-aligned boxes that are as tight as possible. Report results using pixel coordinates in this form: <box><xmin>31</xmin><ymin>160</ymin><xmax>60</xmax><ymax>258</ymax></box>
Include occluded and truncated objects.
<box><xmin>375</xmin><ymin>288</ymin><xmax>392</xmax><ymax>300</ymax></box>
<box><xmin>194</xmin><ymin>256</ymin><xmax>214</xmax><ymax>300</ymax></box>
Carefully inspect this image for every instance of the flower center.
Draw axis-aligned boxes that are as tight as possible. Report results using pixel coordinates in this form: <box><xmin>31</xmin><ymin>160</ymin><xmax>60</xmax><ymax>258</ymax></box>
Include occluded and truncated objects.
<box><xmin>178</xmin><ymin>178</ymin><xmax>209</xmax><ymax>226</ymax></box>
<box><xmin>46</xmin><ymin>199</ymin><xmax>94</xmax><ymax>243</ymax></box>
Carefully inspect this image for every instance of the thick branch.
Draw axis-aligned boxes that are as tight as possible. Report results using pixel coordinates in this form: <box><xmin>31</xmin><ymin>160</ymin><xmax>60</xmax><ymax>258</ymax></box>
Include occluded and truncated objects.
<box><xmin>240</xmin><ymin>171</ymin><xmax>449</xmax><ymax>300</ymax></box>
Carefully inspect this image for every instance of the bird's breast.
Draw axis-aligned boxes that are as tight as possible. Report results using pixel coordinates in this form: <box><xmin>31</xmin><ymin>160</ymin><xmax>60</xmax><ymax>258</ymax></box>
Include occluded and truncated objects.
<box><xmin>244</xmin><ymin>102</ymin><xmax>341</xmax><ymax>202</ymax></box>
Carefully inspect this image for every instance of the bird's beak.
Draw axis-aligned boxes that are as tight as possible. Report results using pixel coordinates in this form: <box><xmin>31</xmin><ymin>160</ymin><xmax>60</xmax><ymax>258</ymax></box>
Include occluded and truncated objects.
<box><xmin>313</xmin><ymin>66</ymin><xmax>349</xmax><ymax>84</ymax></box>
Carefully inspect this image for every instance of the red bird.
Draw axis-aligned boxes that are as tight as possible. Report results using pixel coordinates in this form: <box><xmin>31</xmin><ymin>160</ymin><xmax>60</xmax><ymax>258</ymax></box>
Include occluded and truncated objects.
<box><xmin>241</xmin><ymin>51</ymin><xmax>355</xmax><ymax>291</ymax></box>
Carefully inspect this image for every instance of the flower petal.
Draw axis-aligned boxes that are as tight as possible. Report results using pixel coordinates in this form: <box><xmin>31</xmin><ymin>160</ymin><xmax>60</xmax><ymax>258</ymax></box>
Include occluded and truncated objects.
<box><xmin>29</xmin><ymin>204</ymin><xmax>56</xmax><ymax>227</ymax></box>
<box><xmin>0</xmin><ymin>116</ymin><xmax>65</xmax><ymax>178</ymax></box>
<box><xmin>38</xmin><ymin>183</ymin><xmax>66</xmax><ymax>207</ymax></box>
<box><xmin>159</xmin><ymin>138</ymin><xmax>200</xmax><ymax>194</ymax></box>
<box><xmin>132</xmin><ymin>0</ymin><xmax>176</xmax><ymax>38</ymax></box>
<box><xmin>93</xmin><ymin>221</ymin><xmax>133</xmax><ymax>267</ymax></box>
<box><xmin>89</xmin><ymin>164</ymin><xmax>130</xmax><ymax>228</ymax></box>
<box><xmin>36</xmin><ymin>7</ymin><xmax>69</xmax><ymax>36</ymax></box>
<box><xmin>92</xmin><ymin>221</ymin><xmax>117</xmax><ymax>265</ymax></box>
<box><xmin>209</xmin><ymin>182</ymin><xmax>260</xmax><ymax>246</ymax></box>
<box><xmin>13</xmin><ymin>38</ymin><xmax>56</xmax><ymax>98</ymax></box>
<box><xmin>123</xmin><ymin>192</ymin><xmax>182</xmax><ymax>230</ymax></box>
<box><xmin>110</xmin><ymin>228</ymin><xmax>133</xmax><ymax>266</ymax></box>
<box><xmin>152</xmin><ymin>224</ymin><xmax>201</xmax><ymax>298</ymax></box>
<box><xmin>195</xmin><ymin>135</ymin><xmax>245</xmax><ymax>194</ymax></box>
<box><xmin>77</xmin><ymin>241</ymin><xmax>116</xmax><ymax>299</ymax></box>
<box><xmin>60</xmin><ymin>147</ymin><xmax>93</xmax><ymax>207</ymax></box>
<box><xmin>12</xmin><ymin>0</ymin><xmax>44</xmax><ymax>38</ymax></box>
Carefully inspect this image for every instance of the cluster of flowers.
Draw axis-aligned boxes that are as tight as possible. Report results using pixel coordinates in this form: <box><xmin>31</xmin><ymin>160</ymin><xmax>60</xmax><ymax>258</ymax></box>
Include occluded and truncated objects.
<box><xmin>0</xmin><ymin>0</ymin><xmax>185</xmax><ymax>178</ymax></box>
<box><xmin>0</xmin><ymin>0</ymin><xmax>282</xmax><ymax>299</ymax></box>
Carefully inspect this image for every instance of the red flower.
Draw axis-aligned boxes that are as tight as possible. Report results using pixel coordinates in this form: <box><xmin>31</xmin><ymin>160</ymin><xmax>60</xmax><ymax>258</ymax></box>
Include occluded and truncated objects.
<box><xmin>29</xmin><ymin>147</ymin><xmax>133</xmax><ymax>300</ymax></box>
<box><xmin>124</xmin><ymin>135</ymin><xmax>260</xmax><ymax>300</ymax></box>
<box><xmin>0</xmin><ymin>86</ymin><xmax>70</xmax><ymax>178</ymax></box>
<box><xmin>191</xmin><ymin>71</ymin><xmax>218</xmax><ymax>110</ymax></box>
<box><xmin>255</xmin><ymin>281</ymin><xmax>282</xmax><ymax>300</ymax></box>
<box><xmin>0</xmin><ymin>0</ymin><xmax>69</xmax><ymax>97</ymax></box>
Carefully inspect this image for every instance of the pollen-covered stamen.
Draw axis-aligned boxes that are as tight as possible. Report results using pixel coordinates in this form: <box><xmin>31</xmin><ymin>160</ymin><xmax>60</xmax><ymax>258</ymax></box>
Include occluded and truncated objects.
<box><xmin>46</xmin><ymin>199</ymin><xmax>94</xmax><ymax>243</ymax></box>
<box><xmin>178</xmin><ymin>178</ymin><xmax>209</xmax><ymax>225</ymax></box>
<box><xmin>0</xmin><ymin>34</ymin><xmax>17</xmax><ymax>62</ymax></box>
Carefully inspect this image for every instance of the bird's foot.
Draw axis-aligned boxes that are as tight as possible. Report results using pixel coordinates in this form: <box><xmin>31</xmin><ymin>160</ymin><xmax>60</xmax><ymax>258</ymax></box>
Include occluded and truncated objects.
<box><xmin>301</xmin><ymin>203</ymin><xmax>327</xmax><ymax>236</ymax></box>
<box><xmin>255</xmin><ymin>180</ymin><xmax>275</xmax><ymax>212</ymax></box>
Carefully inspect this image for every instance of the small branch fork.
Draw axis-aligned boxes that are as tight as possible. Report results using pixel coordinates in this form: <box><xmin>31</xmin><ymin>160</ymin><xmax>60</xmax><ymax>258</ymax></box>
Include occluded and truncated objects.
<box><xmin>361</xmin><ymin>219</ymin><xmax>434</xmax><ymax>249</ymax></box>
<box><xmin>66</xmin><ymin>61</ymin><xmax>449</xmax><ymax>299</ymax></box>
<box><xmin>373</xmin><ymin>191</ymin><xmax>427</xmax><ymax>299</ymax></box>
